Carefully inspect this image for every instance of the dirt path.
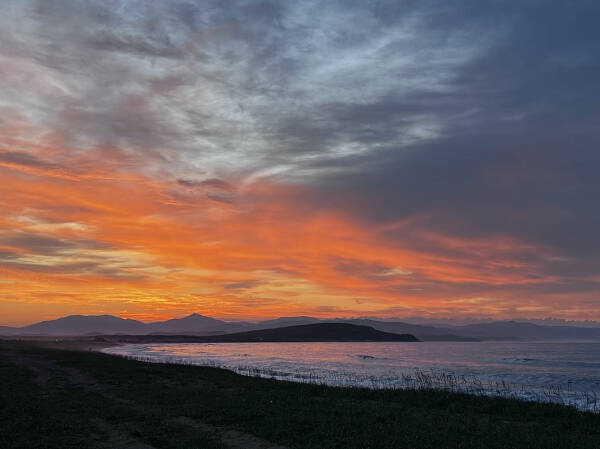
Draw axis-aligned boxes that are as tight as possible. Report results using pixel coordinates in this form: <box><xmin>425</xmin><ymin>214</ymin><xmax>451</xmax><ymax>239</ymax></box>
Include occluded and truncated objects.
<box><xmin>171</xmin><ymin>416</ymin><xmax>289</xmax><ymax>449</ymax></box>
<box><xmin>1</xmin><ymin>347</ymin><xmax>288</xmax><ymax>449</ymax></box>
<box><xmin>1</xmin><ymin>349</ymin><xmax>100</xmax><ymax>390</ymax></box>
<box><xmin>90</xmin><ymin>418</ymin><xmax>157</xmax><ymax>449</ymax></box>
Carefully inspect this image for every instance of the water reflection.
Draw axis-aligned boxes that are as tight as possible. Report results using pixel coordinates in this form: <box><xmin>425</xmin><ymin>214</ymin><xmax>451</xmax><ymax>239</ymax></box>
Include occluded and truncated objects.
<box><xmin>104</xmin><ymin>341</ymin><xmax>600</xmax><ymax>411</ymax></box>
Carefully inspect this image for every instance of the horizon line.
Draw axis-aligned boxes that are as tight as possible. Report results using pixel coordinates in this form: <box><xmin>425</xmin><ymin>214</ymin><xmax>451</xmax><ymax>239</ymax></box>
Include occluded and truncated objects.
<box><xmin>4</xmin><ymin>312</ymin><xmax>600</xmax><ymax>329</ymax></box>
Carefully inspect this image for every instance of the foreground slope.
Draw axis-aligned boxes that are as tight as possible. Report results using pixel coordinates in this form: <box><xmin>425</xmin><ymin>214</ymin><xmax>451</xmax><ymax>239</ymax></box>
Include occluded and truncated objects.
<box><xmin>1</xmin><ymin>341</ymin><xmax>599</xmax><ymax>449</ymax></box>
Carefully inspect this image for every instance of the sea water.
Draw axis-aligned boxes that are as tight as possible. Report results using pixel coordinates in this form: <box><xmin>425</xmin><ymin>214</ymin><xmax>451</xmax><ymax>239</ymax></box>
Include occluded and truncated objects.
<box><xmin>103</xmin><ymin>341</ymin><xmax>600</xmax><ymax>411</ymax></box>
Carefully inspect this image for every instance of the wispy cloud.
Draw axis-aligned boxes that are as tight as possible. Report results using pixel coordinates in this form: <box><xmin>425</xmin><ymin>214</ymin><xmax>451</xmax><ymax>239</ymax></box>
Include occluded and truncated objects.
<box><xmin>1</xmin><ymin>0</ymin><xmax>599</xmax><ymax>324</ymax></box>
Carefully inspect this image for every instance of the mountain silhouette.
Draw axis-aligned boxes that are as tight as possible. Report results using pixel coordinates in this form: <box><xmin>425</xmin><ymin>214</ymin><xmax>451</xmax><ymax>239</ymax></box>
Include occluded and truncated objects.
<box><xmin>2</xmin><ymin>314</ymin><xmax>600</xmax><ymax>341</ymax></box>
<box><xmin>113</xmin><ymin>323</ymin><xmax>420</xmax><ymax>343</ymax></box>
<box><xmin>21</xmin><ymin>315</ymin><xmax>147</xmax><ymax>335</ymax></box>
<box><xmin>147</xmin><ymin>313</ymin><xmax>246</xmax><ymax>334</ymax></box>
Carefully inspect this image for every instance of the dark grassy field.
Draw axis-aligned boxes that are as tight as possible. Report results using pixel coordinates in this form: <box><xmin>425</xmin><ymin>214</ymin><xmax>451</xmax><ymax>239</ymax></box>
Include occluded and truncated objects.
<box><xmin>2</xmin><ymin>341</ymin><xmax>600</xmax><ymax>449</ymax></box>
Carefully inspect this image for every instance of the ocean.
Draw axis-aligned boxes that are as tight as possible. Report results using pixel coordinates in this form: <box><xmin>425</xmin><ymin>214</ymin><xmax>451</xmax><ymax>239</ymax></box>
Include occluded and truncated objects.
<box><xmin>103</xmin><ymin>341</ymin><xmax>600</xmax><ymax>411</ymax></box>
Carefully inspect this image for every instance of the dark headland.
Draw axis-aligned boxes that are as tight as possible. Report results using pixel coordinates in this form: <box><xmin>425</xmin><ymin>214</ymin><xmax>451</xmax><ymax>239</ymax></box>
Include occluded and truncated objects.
<box><xmin>108</xmin><ymin>322</ymin><xmax>420</xmax><ymax>343</ymax></box>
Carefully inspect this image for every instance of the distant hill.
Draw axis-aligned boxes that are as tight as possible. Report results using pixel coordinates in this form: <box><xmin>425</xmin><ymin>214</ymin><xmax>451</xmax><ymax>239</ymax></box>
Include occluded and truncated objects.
<box><xmin>243</xmin><ymin>317</ymin><xmax>473</xmax><ymax>341</ymax></box>
<box><xmin>211</xmin><ymin>322</ymin><xmax>420</xmax><ymax>342</ymax></box>
<box><xmin>15</xmin><ymin>315</ymin><xmax>147</xmax><ymax>336</ymax></box>
<box><xmin>448</xmin><ymin>321</ymin><xmax>600</xmax><ymax>341</ymax></box>
<box><xmin>146</xmin><ymin>313</ymin><xmax>247</xmax><ymax>334</ymax></box>
<box><xmin>0</xmin><ymin>314</ymin><xmax>240</xmax><ymax>336</ymax></box>
<box><xmin>0</xmin><ymin>326</ymin><xmax>19</xmax><ymax>336</ymax></box>
<box><xmin>3</xmin><ymin>314</ymin><xmax>600</xmax><ymax>341</ymax></box>
<box><xmin>112</xmin><ymin>323</ymin><xmax>420</xmax><ymax>343</ymax></box>
<box><xmin>252</xmin><ymin>316</ymin><xmax>320</xmax><ymax>329</ymax></box>
<box><xmin>398</xmin><ymin>316</ymin><xmax>600</xmax><ymax>328</ymax></box>
<box><xmin>340</xmin><ymin>319</ymin><xmax>477</xmax><ymax>342</ymax></box>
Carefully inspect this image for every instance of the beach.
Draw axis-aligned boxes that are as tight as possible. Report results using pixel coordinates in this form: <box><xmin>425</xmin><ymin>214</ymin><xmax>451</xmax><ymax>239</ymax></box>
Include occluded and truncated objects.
<box><xmin>2</xmin><ymin>339</ymin><xmax>600</xmax><ymax>449</ymax></box>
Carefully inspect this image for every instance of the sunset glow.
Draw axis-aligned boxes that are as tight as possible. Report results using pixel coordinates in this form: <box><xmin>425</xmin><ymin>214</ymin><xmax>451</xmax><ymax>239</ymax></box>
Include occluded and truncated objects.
<box><xmin>2</xmin><ymin>1</ymin><xmax>599</xmax><ymax>325</ymax></box>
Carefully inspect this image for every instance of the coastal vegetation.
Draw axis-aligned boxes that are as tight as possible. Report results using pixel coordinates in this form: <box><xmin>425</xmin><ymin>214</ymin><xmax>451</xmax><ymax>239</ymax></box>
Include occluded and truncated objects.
<box><xmin>2</xmin><ymin>341</ymin><xmax>600</xmax><ymax>449</ymax></box>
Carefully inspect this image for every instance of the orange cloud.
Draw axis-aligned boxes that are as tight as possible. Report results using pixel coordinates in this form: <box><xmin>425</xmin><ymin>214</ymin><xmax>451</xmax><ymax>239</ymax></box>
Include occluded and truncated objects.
<box><xmin>0</xmin><ymin>132</ymin><xmax>597</xmax><ymax>325</ymax></box>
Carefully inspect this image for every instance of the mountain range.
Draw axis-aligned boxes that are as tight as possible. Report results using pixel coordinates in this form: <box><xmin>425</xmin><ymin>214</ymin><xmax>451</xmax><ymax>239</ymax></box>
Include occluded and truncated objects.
<box><xmin>2</xmin><ymin>314</ymin><xmax>600</xmax><ymax>341</ymax></box>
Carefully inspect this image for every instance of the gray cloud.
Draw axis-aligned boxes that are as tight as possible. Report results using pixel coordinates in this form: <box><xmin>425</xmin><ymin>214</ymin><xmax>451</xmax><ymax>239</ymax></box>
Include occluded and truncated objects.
<box><xmin>2</xmin><ymin>0</ymin><xmax>600</xmax><ymax>299</ymax></box>
<box><xmin>178</xmin><ymin>178</ymin><xmax>233</xmax><ymax>190</ymax></box>
<box><xmin>85</xmin><ymin>30</ymin><xmax>184</xmax><ymax>59</ymax></box>
<box><xmin>1</xmin><ymin>0</ymin><xmax>490</xmax><ymax>174</ymax></box>
<box><xmin>0</xmin><ymin>250</ymin><xmax>20</xmax><ymax>260</ymax></box>
<box><xmin>333</xmin><ymin>258</ymin><xmax>411</xmax><ymax>281</ymax></box>
<box><xmin>0</xmin><ymin>233</ymin><xmax>109</xmax><ymax>256</ymax></box>
<box><xmin>0</xmin><ymin>151</ymin><xmax>59</xmax><ymax>169</ymax></box>
<box><xmin>0</xmin><ymin>231</ymin><xmax>149</xmax><ymax>280</ymax></box>
<box><xmin>0</xmin><ymin>259</ymin><xmax>146</xmax><ymax>280</ymax></box>
<box><xmin>224</xmin><ymin>280</ymin><xmax>262</xmax><ymax>290</ymax></box>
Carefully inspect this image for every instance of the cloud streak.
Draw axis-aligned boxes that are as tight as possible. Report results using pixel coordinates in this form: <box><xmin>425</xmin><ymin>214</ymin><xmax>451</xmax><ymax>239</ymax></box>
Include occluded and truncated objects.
<box><xmin>1</xmin><ymin>0</ymin><xmax>599</xmax><ymax>324</ymax></box>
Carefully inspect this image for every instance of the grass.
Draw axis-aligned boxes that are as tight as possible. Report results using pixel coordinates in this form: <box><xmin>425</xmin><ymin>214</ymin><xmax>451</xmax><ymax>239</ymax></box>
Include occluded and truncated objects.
<box><xmin>121</xmin><ymin>351</ymin><xmax>600</xmax><ymax>412</ymax></box>
<box><xmin>2</xmin><ymin>341</ymin><xmax>600</xmax><ymax>448</ymax></box>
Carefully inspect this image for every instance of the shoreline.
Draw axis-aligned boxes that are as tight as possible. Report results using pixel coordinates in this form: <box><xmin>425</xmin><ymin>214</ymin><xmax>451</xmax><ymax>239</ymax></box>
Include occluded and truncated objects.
<box><xmin>5</xmin><ymin>336</ymin><xmax>598</xmax><ymax>412</ymax></box>
<box><xmin>2</xmin><ymin>339</ymin><xmax>600</xmax><ymax>448</ymax></box>
<box><xmin>104</xmin><ymin>342</ymin><xmax>600</xmax><ymax>413</ymax></box>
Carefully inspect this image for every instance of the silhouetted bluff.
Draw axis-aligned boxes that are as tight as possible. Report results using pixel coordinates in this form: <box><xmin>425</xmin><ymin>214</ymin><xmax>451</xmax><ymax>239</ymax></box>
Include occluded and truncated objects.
<box><xmin>113</xmin><ymin>323</ymin><xmax>420</xmax><ymax>343</ymax></box>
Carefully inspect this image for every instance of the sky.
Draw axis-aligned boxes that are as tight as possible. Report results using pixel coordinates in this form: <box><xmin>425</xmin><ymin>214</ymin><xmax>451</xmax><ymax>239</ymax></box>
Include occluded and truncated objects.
<box><xmin>1</xmin><ymin>0</ymin><xmax>600</xmax><ymax>326</ymax></box>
